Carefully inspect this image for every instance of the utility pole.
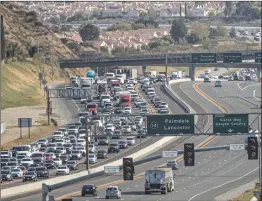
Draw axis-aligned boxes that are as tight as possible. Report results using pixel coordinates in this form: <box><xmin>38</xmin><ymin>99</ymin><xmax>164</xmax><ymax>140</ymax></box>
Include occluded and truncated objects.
<box><xmin>85</xmin><ymin>122</ymin><xmax>89</xmax><ymax>171</ymax></box>
<box><xmin>47</xmin><ymin>90</ymin><xmax>50</xmax><ymax>125</ymax></box>
<box><xmin>165</xmin><ymin>54</ymin><xmax>168</xmax><ymax>85</ymax></box>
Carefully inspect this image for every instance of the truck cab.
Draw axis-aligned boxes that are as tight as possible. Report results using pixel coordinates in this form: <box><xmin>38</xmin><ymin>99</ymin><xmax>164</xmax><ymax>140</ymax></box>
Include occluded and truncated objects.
<box><xmin>145</xmin><ymin>168</ymin><xmax>174</xmax><ymax>194</ymax></box>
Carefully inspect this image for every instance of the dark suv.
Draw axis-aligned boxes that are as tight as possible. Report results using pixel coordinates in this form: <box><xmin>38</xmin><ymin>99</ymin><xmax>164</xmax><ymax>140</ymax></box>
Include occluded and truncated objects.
<box><xmin>36</xmin><ymin>166</ymin><xmax>50</xmax><ymax>179</ymax></box>
<box><xmin>108</xmin><ymin>143</ymin><xmax>120</xmax><ymax>153</ymax></box>
<box><xmin>81</xmin><ymin>184</ymin><xmax>98</xmax><ymax>197</ymax></box>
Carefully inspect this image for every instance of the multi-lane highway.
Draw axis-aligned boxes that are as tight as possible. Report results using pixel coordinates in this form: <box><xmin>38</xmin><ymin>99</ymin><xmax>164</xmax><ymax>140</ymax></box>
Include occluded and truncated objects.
<box><xmin>2</xmin><ymin>68</ymin><xmax>261</xmax><ymax>201</ymax></box>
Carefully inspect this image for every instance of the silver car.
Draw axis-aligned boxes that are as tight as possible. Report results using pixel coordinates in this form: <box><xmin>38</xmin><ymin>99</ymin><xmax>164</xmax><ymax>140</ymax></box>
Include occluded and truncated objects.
<box><xmin>105</xmin><ymin>186</ymin><xmax>121</xmax><ymax>199</ymax></box>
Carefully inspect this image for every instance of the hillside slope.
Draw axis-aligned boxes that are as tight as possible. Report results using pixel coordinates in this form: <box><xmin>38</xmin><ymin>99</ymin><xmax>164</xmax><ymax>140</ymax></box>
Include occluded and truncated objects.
<box><xmin>1</xmin><ymin>3</ymin><xmax>76</xmax><ymax>59</ymax></box>
<box><xmin>1</xmin><ymin>3</ymin><xmax>88</xmax><ymax>109</ymax></box>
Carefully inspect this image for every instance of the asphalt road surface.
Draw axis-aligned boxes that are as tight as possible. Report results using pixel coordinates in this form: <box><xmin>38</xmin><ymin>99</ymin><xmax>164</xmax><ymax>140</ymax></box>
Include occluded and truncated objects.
<box><xmin>4</xmin><ymin>70</ymin><xmax>260</xmax><ymax>201</ymax></box>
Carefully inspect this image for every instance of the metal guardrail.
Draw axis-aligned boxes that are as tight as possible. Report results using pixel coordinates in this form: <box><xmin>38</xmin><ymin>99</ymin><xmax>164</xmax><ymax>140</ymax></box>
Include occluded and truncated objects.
<box><xmin>41</xmin><ymin>145</ymin><xmax>230</xmax><ymax>200</ymax></box>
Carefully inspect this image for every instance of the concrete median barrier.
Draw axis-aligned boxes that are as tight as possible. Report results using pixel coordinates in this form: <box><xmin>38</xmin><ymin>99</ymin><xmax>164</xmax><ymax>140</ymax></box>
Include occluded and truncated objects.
<box><xmin>2</xmin><ymin>136</ymin><xmax>179</xmax><ymax>198</ymax></box>
<box><xmin>164</xmin><ymin>79</ymin><xmax>197</xmax><ymax>123</ymax></box>
<box><xmin>2</xmin><ymin>80</ymin><xmax>193</xmax><ymax>198</ymax></box>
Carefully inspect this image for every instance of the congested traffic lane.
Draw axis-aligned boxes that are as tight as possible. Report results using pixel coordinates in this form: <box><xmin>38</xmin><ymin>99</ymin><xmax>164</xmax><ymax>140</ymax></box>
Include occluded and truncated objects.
<box><xmin>13</xmin><ymin>122</ymin><xmax>241</xmax><ymax>201</ymax></box>
<box><xmin>15</xmin><ymin>126</ymin><xmax>255</xmax><ymax>201</ymax></box>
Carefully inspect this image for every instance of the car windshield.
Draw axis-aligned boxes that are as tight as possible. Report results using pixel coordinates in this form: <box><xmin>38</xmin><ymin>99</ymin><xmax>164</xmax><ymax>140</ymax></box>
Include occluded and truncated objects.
<box><xmin>12</xmin><ymin>169</ymin><xmax>20</xmax><ymax>172</ymax></box>
<box><xmin>83</xmin><ymin>185</ymin><xmax>93</xmax><ymax>189</ymax></box>
<box><xmin>27</xmin><ymin>171</ymin><xmax>35</xmax><ymax>175</ymax></box>
<box><xmin>58</xmin><ymin>166</ymin><xmax>67</xmax><ymax>170</ymax></box>
<box><xmin>1</xmin><ymin>171</ymin><xmax>10</xmax><ymax>174</ymax></box>
<box><xmin>36</xmin><ymin>167</ymin><xmax>46</xmax><ymax>171</ymax></box>
<box><xmin>72</xmin><ymin>151</ymin><xmax>80</xmax><ymax>154</ymax></box>
<box><xmin>67</xmin><ymin>161</ymin><xmax>75</xmax><ymax>165</ymax></box>
<box><xmin>107</xmin><ymin>187</ymin><xmax>118</xmax><ymax>191</ymax></box>
<box><xmin>13</xmin><ymin>146</ymin><xmax>30</xmax><ymax>151</ymax></box>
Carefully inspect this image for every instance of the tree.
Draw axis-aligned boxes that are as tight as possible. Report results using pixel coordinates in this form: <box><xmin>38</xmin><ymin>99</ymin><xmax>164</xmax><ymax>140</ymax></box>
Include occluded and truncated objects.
<box><xmin>139</xmin><ymin>11</ymin><xmax>147</xmax><ymax>17</ymax></box>
<box><xmin>216</xmin><ymin>24</ymin><xmax>227</xmax><ymax>37</ymax></box>
<box><xmin>170</xmin><ymin>19</ymin><xmax>188</xmax><ymax>42</ymax></box>
<box><xmin>186</xmin><ymin>32</ymin><xmax>200</xmax><ymax>44</ymax></box>
<box><xmin>229</xmin><ymin>27</ymin><xmax>237</xmax><ymax>37</ymax></box>
<box><xmin>79</xmin><ymin>24</ymin><xmax>100</xmax><ymax>41</ymax></box>
<box><xmin>235</xmin><ymin>2</ymin><xmax>251</xmax><ymax>16</ymax></box>
<box><xmin>208</xmin><ymin>11</ymin><xmax>215</xmax><ymax>17</ymax></box>
<box><xmin>189</xmin><ymin>22</ymin><xmax>209</xmax><ymax>43</ymax></box>
<box><xmin>59</xmin><ymin>14</ymin><xmax>67</xmax><ymax>23</ymax></box>
<box><xmin>224</xmin><ymin>1</ymin><xmax>233</xmax><ymax>17</ymax></box>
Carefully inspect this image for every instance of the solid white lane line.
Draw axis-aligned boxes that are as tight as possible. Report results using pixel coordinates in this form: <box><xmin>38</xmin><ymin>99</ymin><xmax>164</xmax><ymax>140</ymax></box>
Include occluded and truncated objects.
<box><xmin>253</xmin><ymin>88</ymin><xmax>261</xmax><ymax>101</ymax></box>
<box><xmin>237</xmin><ymin>82</ymin><xmax>260</xmax><ymax>91</ymax></box>
<box><xmin>188</xmin><ymin>166</ymin><xmax>258</xmax><ymax>201</ymax></box>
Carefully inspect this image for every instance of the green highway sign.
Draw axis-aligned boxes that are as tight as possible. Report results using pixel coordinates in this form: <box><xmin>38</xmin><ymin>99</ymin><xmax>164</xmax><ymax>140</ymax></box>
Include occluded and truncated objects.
<box><xmin>255</xmin><ymin>52</ymin><xmax>261</xmax><ymax>63</ymax></box>
<box><xmin>223</xmin><ymin>53</ymin><xmax>242</xmax><ymax>63</ymax></box>
<box><xmin>213</xmin><ymin>114</ymin><xmax>249</xmax><ymax>134</ymax></box>
<box><xmin>147</xmin><ymin>115</ymin><xmax>195</xmax><ymax>135</ymax></box>
<box><xmin>192</xmin><ymin>53</ymin><xmax>216</xmax><ymax>63</ymax></box>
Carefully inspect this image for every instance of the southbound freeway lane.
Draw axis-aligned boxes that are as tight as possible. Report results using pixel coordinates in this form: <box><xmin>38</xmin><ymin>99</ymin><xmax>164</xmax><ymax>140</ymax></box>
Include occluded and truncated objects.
<box><xmin>197</xmin><ymin>80</ymin><xmax>261</xmax><ymax>131</ymax></box>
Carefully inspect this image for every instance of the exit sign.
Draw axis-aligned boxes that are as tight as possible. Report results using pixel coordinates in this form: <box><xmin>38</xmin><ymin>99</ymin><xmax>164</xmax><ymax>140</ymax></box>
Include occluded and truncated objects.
<box><xmin>223</xmin><ymin>53</ymin><xmax>242</xmax><ymax>63</ymax></box>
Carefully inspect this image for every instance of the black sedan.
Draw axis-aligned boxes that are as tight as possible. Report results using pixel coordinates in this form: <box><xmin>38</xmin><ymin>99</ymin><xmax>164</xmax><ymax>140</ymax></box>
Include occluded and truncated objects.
<box><xmin>23</xmin><ymin>171</ymin><xmax>38</xmax><ymax>182</ymax></box>
<box><xmin>36</xmin><ymin>167</ymin><xmax>50</xmax><ymax>179</ymax></box>
<box><xmin>44</xmin><ymin>160</ymin><xmax>57</xmax><ymax>169</ymax></box>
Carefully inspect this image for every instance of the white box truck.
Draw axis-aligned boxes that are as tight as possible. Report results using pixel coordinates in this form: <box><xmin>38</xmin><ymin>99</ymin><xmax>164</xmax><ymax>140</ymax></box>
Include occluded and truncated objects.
<box><xmin>177</xmin><ymin>71</ymin><xmax>183</xmax><ymax>78</ymax></box>
<box><xmin>131</xmin><ymin>69</ymin><xmax>138</xmax><ymax>79</ymax></box>
<box><xmin>145</xmin><ymin>168</ymin><xmax>174</xmax><ymax>194</ymax></box>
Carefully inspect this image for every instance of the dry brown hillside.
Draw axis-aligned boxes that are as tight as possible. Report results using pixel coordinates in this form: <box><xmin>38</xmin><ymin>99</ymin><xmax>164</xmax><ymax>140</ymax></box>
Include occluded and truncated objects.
<box><xmin>0</xmin><ymin>3</ymin><xmax>90</xmax><ymax>109</ymax></box>
<box><xmin>0</xmin><ymin>3</ymin><xmax>77</xmax><ymax>60</ymax></box>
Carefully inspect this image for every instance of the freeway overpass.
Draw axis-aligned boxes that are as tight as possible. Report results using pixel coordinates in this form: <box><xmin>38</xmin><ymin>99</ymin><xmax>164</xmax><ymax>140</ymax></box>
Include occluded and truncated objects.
<box><xmin>59</xmin><ymin>50</ymin><xmax>261</xmax><ymax>80</ymax></box>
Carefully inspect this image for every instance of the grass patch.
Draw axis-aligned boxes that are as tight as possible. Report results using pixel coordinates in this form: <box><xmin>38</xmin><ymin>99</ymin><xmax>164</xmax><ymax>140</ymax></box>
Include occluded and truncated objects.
<box><xmin>1</xmin><ymin>61</ymin><xmax>46</xmax><ymax>109</ymax></box>
<box><xmin>230</xmin><ymin>189</ymin><xmax>255</xmax><ymax>201</ymax></box>
<box><xmin>1</xmin><ymin>124</ymin><xmax>55</xmax><ymax>150</ymax></box>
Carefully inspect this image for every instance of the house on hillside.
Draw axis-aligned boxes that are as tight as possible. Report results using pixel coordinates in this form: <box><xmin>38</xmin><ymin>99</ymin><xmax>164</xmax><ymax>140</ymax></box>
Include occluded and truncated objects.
<box><xmin>125</xmin><ymin>9</ymin><xmax>140</xmax><ymax>17</ymax></box>
<box><xmin>188</xmin><ymin>7</ymin><xmax>206</xmax><ymax>17</ymax></box>
<box><xmin>101</xmin><ymin>9</ymin><xmax>123</xmax><ymax>18</ymax></box>
<box><xmin>159</xmin><ymin>8</ymin><xmax>181</xmax><ymax>17</ymax></box>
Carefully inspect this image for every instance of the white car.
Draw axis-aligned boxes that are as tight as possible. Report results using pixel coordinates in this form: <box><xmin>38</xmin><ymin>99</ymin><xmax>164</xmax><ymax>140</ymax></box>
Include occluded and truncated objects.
<box><xmin>80</xmin><ymin>98</ymin><xmax>87</xmax><ymax>104</ymax></box>
<box><xmin>56</xmin><ymin>165</ymin><xmax>70</xmax><ymax>175</ymax></box>
<box><xmin>59</xmin><ymin>128</ymin><xmax>68</xmax><ymax>136</ymax></box>
<box><xmin>89</xmin><ymin>154</ymin><xmax>97</xmax><ymax>164</ymax></box>
<box><xmin>21</xmin><ymin>158</ymin><xmax>34</xmax><ymax>166</ymax></box>
<box><xmin>106</xmin><ymin>124</ymin><xmax>115</xmax><ymax>132</ymax></box>
<box><xmin>147</xmin><ymin>92</ymin><xmax>156</xmax><ymax>98</ymax></box>
<box><xmin>88</xmin><ymin>144</ymin><xmax>96</xmax><ymax>153</ymax></box>
<box><xmin>126</xmin><ymin>84</ymin><xmax>134</xmax><ymax>88</ymax></box>
<box><xmin>92</xmin><ymin>119</ymin><xmax>103</xmax><ymax>128</ymax></box>
<box><xmin>123</xmin><ymin>107</ymin><xmax>132</xmax><ymax>114</ymax></box>
<box><xmin>123</xmin><ymin>125</ymin><xmax>131</xmax><ymax>133</ymax></box>
<box><xmin>134</xmin><ymin>100</ymin><xmax>144</xmax><ymax>107</ymax></box>
<box><xmin>11</xmin><ymin>168</ymin><xmax>24</xmax><ymax>178</ymax></box>
<box><xmin>126</xmin><ymin>137</ymin><xmax>135</xmax><ymax>146</ymax></box>
<box><xmin>159</xmin><ymin>102</ymin><xmax>168</xmax><ymax>109</ymax></box>
<box><xmin>37</xmin><ymin>139</ymin><xmax>48</xmax><ymax>146</ymax></box>
<box><xmin>77</xmin><ymin>139</ymin><xmax>86</xmax><ymax>146</ymax></box>
<box><xmin>53</xmin><ymin>158</ymin><xmax>63</xmax><ymax>166</ymax></box>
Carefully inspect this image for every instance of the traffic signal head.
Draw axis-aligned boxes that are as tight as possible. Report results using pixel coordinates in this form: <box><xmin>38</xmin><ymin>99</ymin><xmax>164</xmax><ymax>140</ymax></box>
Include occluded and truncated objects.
<box><xmin>248</xmin><ymin>136</ymin><xmax>258</xmax><ymax>160</ymax></box>
<box><xmin>123</xmin><ymin>158</ymin><xmax>134</xmax><ymax>180</ymax></box>
<box><xmin>184</xmin><ymin>143</ymin><xmax>195</xmax><ymax>166</ymax></box>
